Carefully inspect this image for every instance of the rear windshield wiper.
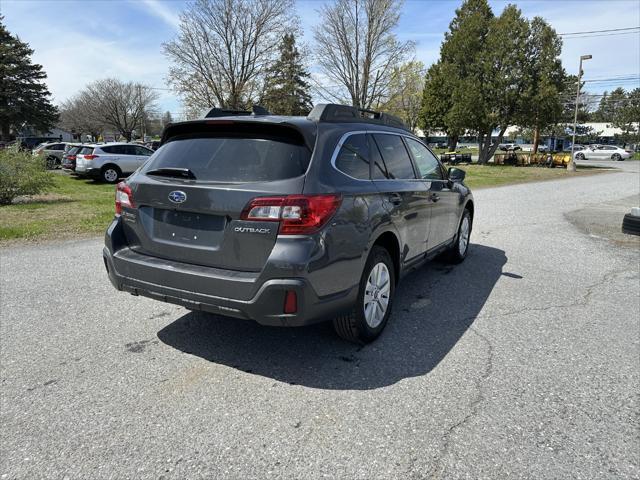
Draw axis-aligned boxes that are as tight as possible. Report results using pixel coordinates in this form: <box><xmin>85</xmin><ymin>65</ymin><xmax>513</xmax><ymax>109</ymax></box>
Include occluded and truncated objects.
<box><xmin>146</xmin><ymin>167</ymin><xmax>197</xmax><ymax>180</ymax></box>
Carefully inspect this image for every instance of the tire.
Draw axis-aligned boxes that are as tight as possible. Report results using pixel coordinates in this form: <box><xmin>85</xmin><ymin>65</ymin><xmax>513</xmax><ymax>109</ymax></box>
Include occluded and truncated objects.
<box><xmin>575</xmin><ymin>152</ymin><xmax>585</xmax><ymax>160</ymax></box>
<box><xmin>444</xmin><ymin>209</ymin><xmax>472</xmax><ymax>264</ymax></box>
<box><xmin>612</xmin><ymin>153</ymin><xmax>622</xmax><ymax>161</ymax></box>
<box><xmin>333</xmin><ymin>246</ymin><xmax>395</xmax><ymax>343</ymax></box>
<box><xmin>45</xmin><ymin>156</ymin><xmax>56</xmax><ymax>169</ymax></box>
<box><xmin>101</xmin><ymin>165</ymin><xmax>122</xmax><ymax>184</ymax></box>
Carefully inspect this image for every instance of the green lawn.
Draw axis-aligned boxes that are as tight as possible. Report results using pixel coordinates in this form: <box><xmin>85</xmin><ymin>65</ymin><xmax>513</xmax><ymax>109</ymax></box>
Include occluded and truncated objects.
<box><xmin>0</xmin><ymin>165</ymin><xmax>612</xmax><ymax>243</ymax></box>
<box><xmin>432</xmin><ymin>147</ymin><xmax>476</xmax><ymax>155</ymax></box>
<box><xmin>0</xmin><ymin>174</ymin><xmax>114</xmax><ymax>242</ymax></box>
<box><xmin>461</xmin><ymin>164</ymin><xmax>607</xmax><ymax>189</ymax></box>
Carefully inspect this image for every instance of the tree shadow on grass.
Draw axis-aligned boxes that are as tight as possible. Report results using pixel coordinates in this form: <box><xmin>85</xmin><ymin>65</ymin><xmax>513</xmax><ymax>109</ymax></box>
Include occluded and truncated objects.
<box><xmin>157</xmin><ymin>244</ymin><xmax>508</xmax><ymax>390</ymax></box>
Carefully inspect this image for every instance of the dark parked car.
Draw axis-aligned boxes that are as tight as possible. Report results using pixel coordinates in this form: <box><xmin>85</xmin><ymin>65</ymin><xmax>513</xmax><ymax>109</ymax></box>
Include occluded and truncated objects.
<box><xmin>61</xmin><ymin>144</ymin><xmax>83</xmax><ymax>171</ymax></box>
<box><xmin>103</xmin><ymin>104</ymin><xmax>474</xmax><ymax>343</ymax></box>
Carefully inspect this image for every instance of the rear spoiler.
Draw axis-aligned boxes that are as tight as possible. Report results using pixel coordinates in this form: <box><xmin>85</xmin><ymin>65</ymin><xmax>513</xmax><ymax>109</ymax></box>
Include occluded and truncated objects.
<box><xmin>203</xmin><ymin>105</ymin><xmax>271</xmax><ymax>118</ymax></box>
<box><xmin>160</xmin><ymin>119</ymin><xmax>315</xmax><ymax>150</ymax></box>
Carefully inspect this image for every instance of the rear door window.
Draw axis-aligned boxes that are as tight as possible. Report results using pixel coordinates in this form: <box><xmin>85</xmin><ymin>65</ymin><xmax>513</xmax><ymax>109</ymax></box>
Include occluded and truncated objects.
<box><xmin>335</xmin><ymin>134</ymin><xmax>370</xmax><ymax>179</ymax></box>
<box><xmin>371</xmin><ymin>134</ymin><xmax>416</xmax><ymax>180</ymax></box>
<box><xmin>134</xmin><ymin>146</ymin><xmax>153</xmax><ymax>156</ymax></box>
<box><xmin>143</xmin><ymin>135</ymin><xmax>311</xmax><ymax>183</ymax></box>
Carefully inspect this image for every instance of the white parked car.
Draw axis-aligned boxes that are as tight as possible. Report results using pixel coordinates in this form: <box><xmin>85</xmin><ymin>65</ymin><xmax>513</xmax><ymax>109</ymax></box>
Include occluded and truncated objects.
<box><xmin>75</xmin><ymin>143</ymin><xmax>154</xmax><ymax>183</ymax></box>
<box><xmin>574</xmin><ymin>144</ymin><xmax>631</xmax><ymax>161</ymax></box>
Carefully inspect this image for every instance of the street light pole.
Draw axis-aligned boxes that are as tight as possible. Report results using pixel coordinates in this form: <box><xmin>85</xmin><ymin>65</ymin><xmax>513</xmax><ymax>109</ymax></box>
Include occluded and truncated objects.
<box><xmin>568</xmin><ymin>54</ymin><xmax>592</xmax><ymax>172</ymax></box>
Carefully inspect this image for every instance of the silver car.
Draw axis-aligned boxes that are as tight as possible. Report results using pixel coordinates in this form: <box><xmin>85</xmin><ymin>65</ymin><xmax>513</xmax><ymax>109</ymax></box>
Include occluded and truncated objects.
<box><xmin>33</xmin><ymin>142</ymin><xmax>69</xmax><ymax>169</ymax></box>
<box><xmin>76</xmin><ymin>143</ymin><xmax>154</xmax><ymax>183</ymax></box>
<box><xmin>574</xmin><ymin>144</ymin><xmax>631</xmax><ymax>161</ymax></box>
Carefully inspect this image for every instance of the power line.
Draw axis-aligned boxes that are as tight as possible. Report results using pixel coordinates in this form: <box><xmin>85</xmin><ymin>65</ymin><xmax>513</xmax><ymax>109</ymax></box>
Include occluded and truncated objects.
<box><xmin>558</xmin><ymin>26</ymin><xmax>640</xmax><ymax>36</ymax></box>
<box><xmin>561</xmin><ymin>31</ymin><xmax>640</xmax><ymax>39</ymax></box>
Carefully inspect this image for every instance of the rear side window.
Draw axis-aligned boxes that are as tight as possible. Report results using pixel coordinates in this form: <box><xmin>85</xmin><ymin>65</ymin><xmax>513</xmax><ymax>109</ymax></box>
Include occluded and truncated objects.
<box><xmin>335</xmin><ymin>134</ymin><xmax>370</xmax><ymax>179</ymax></box>
<box><xmin>143</xmin><ymin>136</ymin><xmax>311</xmax><ymax>183</ymax></box>
<box><xmin>372</xmin><ymin>134</ymin><xmax>416</xmax><ymax>180</ymax></box>
<box><xmin>405</xmin><ymin>138</ymin><xmax>443</xmax><ymax>180</ymax></box>
<box><xmin>134</xmin><ymin>146</ymin><xmax>153</xmax><ymax>156</ymax></box>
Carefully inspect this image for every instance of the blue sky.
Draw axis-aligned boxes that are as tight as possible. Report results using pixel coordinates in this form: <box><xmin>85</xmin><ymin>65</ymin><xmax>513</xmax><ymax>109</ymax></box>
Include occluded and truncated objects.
<box><xmin>2</xmin><ymin>0</ymin><xmax>639</xmax><ymax>118</ymax></box>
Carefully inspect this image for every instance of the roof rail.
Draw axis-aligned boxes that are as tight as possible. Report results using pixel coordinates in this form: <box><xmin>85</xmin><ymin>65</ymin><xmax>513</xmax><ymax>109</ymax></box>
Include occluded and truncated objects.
<box><xmin>203</xmin><ymin>105</ymin><xmax>271</xmax><ymax>119</ymax></box>
<box><xmin>307</xmin><ymin>104</ymin><xmax>410</xmax><ymax>132</ymax></box>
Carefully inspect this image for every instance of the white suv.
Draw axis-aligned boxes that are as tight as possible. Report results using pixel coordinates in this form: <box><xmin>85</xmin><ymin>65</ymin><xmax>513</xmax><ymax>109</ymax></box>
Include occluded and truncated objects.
<box><xmin>76</xmin><ymin>143</ymin><xmax>154</xmax><ymax>183</ymax></box>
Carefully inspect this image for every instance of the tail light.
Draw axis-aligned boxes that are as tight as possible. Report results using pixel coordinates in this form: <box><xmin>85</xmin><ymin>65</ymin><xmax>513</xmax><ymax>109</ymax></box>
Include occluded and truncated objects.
<box><xmin>115</xmin><ymin>182</ymin><xmax>134</xmax><ymax>214</ymax></box>
<box><xmin>240</xmin><ymin>194</ymin><xmax>342</xmax><ymax>235</ymax></box>
<box><xmin>83</xmin><ymin>154</ymin><xmax>98</xmax><ymax>160</ymax></box>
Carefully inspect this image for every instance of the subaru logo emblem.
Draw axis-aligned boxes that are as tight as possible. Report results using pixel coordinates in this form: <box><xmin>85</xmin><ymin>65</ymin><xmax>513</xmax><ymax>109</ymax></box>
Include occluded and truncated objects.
<box><xmin>168</xmin><ymin>190</ymin><xmax>187</xmax><ymax>204</ymax></box>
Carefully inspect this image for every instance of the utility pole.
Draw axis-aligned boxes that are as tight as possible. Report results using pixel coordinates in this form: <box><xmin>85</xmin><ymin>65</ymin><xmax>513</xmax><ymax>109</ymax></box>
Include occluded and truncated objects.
<box><xmin>568</xmin><ymin>54</ymin><xmax>592</xmax><ymax>172</ymax></box>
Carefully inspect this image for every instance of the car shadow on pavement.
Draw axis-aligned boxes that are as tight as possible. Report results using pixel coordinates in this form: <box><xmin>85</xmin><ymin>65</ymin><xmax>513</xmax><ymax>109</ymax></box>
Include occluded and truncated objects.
<box><xmin>157</xmin><ymin>244</ymin><xmax>507</xmax><ymax>390</ymax></box>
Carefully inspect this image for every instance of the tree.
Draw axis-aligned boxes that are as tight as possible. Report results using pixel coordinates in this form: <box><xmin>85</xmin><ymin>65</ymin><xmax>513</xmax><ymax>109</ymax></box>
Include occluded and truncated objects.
<box><xmin>420</xmin><ymin>62</ymin><xmax>460</xmax><ymax>150</ymax></box>
<box><xmin>313</xmin><ymin>0</ymin><xmax>414</xmax><ymax>109</ymax></box>
<box><xmin>419</xmin><ymin>0</ymin><xmax>493</xmax><ymax>152</ymax></box>
<box><xmin>163</xmin><ymin>0</ymin><xmax>296</xmax><ymax>111</ymax></box>
<box><xmin>162</xmin><ymin>111</ymin><xmax>173</xmax><ymax>127</ymax></box>
<box><xmin>58</xmin><ymin>94</ymin><xmax>104</xmax><ymax>141</ymax></box>
<box><xmin>83</xmin><ymin>79</ymin><xmax>158</xmax><ymax>142</ymax></box>
<box><xmin>261</xmin><ymin>34</ymin><xmax>313</xmax><ymax>115</ymax></box>
<box><xmin>519</xmin><ymin>17</ymin><xmax>565</xmax><ymax>153</ymax></box>
<box><xmin>421</xmin><ymin>0</ymin><xmax>555</xmax><ymax>163</ymax></box>
<box><xmin>0</xmin><ymin>17</ymin><xmax>58</xmax><ymax>141</ymax></box>
<box><xmin>379</xmin><ymin>61</ymin><xmax>424</xmax><ymax>131</ymax></box>
<box><xmin>592</xmin><ymin>87</ymin><xmax>626</xmax><ymax>122</ymax></box>
<box><xmin>611</xmin><ymin>88</ymin><xmax>640</xmax><ymax>147</ymax></box>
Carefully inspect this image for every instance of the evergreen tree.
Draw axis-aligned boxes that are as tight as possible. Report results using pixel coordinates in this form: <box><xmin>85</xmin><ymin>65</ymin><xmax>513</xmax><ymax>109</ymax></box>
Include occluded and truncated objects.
<box><xmin>261</xmin><ymin>34</ymin><xmax>313</xmax><ymax>116</ymax></box>
<box><xmin>162</xmin><ymin>111</ymin><xmax>174</xmax><ymax>126</ymax></box>
<box><xmin>0</xmin><ymin>17</ymin><xmax>58</xmax><ymax>140</ymax></box>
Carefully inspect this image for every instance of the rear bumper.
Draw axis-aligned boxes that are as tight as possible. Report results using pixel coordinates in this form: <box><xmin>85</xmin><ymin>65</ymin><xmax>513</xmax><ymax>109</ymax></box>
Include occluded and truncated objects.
<box><xmin>76</xmin><ymin>167</ymin><xmax>101</xmax><ymax>178</ymax></box>
<box><xmin>103</xmin><ymin>219</ymin><xmax>358</xmax><ymax>327</ymax></box>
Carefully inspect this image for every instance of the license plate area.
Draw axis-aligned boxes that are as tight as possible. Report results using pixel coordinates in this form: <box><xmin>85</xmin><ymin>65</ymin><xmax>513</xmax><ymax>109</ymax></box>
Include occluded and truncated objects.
<box><xmin>141</xmin><ymin>207</ymin><xmax>226</xmax><ymax>247</ymax></box>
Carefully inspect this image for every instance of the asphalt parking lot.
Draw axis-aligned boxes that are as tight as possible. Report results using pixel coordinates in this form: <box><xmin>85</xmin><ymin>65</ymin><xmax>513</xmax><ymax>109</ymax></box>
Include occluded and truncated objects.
<box><xmin>1</xmin><ymin>160</ymin><xmax>639</xmax><ymax>479</ymax></box>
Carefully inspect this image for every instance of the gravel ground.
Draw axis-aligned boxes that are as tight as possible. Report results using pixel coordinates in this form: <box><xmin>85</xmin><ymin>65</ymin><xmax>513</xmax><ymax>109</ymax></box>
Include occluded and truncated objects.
<box><xmin>1</xmin><ymin>160</ymin><xmax>638</xmax><ymax>479</ymax></box>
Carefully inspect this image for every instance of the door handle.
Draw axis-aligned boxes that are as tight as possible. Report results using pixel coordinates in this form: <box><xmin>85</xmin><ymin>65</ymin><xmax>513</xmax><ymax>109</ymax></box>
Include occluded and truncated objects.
<box><xmin>388</xmin><ymin>193</ymin><xmax>403</xmax><ymax>206</ymax></box>
<box><xmin>430</xmin><ymin>193</ymin><xmax>440</xmax><ymax>202</ymax></box>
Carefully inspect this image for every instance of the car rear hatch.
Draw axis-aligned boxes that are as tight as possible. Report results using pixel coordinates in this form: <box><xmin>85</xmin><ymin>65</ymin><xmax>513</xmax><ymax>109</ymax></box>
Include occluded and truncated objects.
<box><xmin>120</xmin><ymin>120</ymin><xmax>314</xmax><ymax>272</ymax></box>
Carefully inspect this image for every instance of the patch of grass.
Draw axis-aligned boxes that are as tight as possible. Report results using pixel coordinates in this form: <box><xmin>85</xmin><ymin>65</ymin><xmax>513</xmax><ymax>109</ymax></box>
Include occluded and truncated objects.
<box><xmin>630</xmin><ymin>152</ymin><xmax>640</xmax><ymax>161</ymax></box>
<box><xmin>432</xmin><ymin>147</ymin><xmax>476</xmax><ymax>155</ymax></box>
<box><xmin>0</xmin><ymin>174</ymin><xmax>115</xmax><ymax>242</ymax></box>
<box><xmin>461</xmin><ymin>164</ymin><xmax>610</xmax><ymax>190</ymax></box>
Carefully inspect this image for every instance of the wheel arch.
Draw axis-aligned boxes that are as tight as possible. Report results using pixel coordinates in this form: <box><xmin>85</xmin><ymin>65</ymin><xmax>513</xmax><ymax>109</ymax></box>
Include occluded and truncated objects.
<box><xmin>371</xmin><ymin>231</ymin><xmax>401</xmax><ymax>284</ymax></box>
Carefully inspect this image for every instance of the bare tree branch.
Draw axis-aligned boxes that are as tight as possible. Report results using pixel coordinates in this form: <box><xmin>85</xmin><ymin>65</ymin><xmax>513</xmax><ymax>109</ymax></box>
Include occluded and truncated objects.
<box><xmin>163</xmin><ymin>0</ymin><xmax>296</xmax><ymax>111</ymax></box>
<box><xmin>314</xmin><ymin>0</ymin><xmax>413</xmax><ymax>109</ymax></box>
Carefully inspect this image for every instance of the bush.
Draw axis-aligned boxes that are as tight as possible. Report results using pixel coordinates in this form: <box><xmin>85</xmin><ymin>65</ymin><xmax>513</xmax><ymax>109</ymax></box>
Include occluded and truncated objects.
<box><xmin>0</xmin><ymin>145</ymin><xmax>54</xmax><ymax>205</ymax></box>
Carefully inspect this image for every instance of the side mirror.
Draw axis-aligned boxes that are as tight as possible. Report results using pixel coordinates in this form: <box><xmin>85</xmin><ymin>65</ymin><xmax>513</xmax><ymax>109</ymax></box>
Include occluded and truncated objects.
<box><xmin>448</xmin><ymin>167</ymin><xmax>466</xmax><ymax>183</ymax></box>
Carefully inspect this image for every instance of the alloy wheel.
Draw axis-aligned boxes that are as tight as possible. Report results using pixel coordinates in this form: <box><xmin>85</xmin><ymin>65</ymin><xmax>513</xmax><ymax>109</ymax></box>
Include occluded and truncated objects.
<box><xmin>363</xmin><ymin>262</ymin><xmax>391</xmax><ymax>328</ymax></box>
<box><xmin>103</xmin><ymin>168</ymin><xmax>119</xmax><ymax>183</ymax></box>
<box><xmin>458</xmin><ymin>216</ymin><xmax>470</xmax><ymax>256</ymax></box>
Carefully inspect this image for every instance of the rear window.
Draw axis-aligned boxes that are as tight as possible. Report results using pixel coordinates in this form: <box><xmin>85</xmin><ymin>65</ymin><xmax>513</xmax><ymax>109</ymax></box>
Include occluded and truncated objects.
<box><xmin>79</xmin><ymin>147</ymin><xmax>94</xmax><ymax>155</ymax></box>
<box><xmin>335</xmin><ymin>134</ymin><xmax>370</xmax><ymax>179</ymax></box>
<box><xmin>68</xmin><ymin>146</ymin><xmax>81</xmax><ymax>155</ymax></box>
<box><xmin>143</xmin><ymin>136</ymin><xmax>311</xmax><ymax>183</ymax></box>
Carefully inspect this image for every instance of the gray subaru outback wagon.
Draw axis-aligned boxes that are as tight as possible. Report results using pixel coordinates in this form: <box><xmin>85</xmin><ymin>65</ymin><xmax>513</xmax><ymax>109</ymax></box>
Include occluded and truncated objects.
<box><xmin>103</xmin><ymin>104</ymin><xmax>474</xmax><ymax>343</ymax></box>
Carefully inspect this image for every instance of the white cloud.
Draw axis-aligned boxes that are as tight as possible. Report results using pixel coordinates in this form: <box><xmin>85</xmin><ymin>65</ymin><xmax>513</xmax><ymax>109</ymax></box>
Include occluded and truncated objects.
<box><xmin>138</xmin><ymin>0</ymin><xmax>181</xmax><ymax>29</ymax></box>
